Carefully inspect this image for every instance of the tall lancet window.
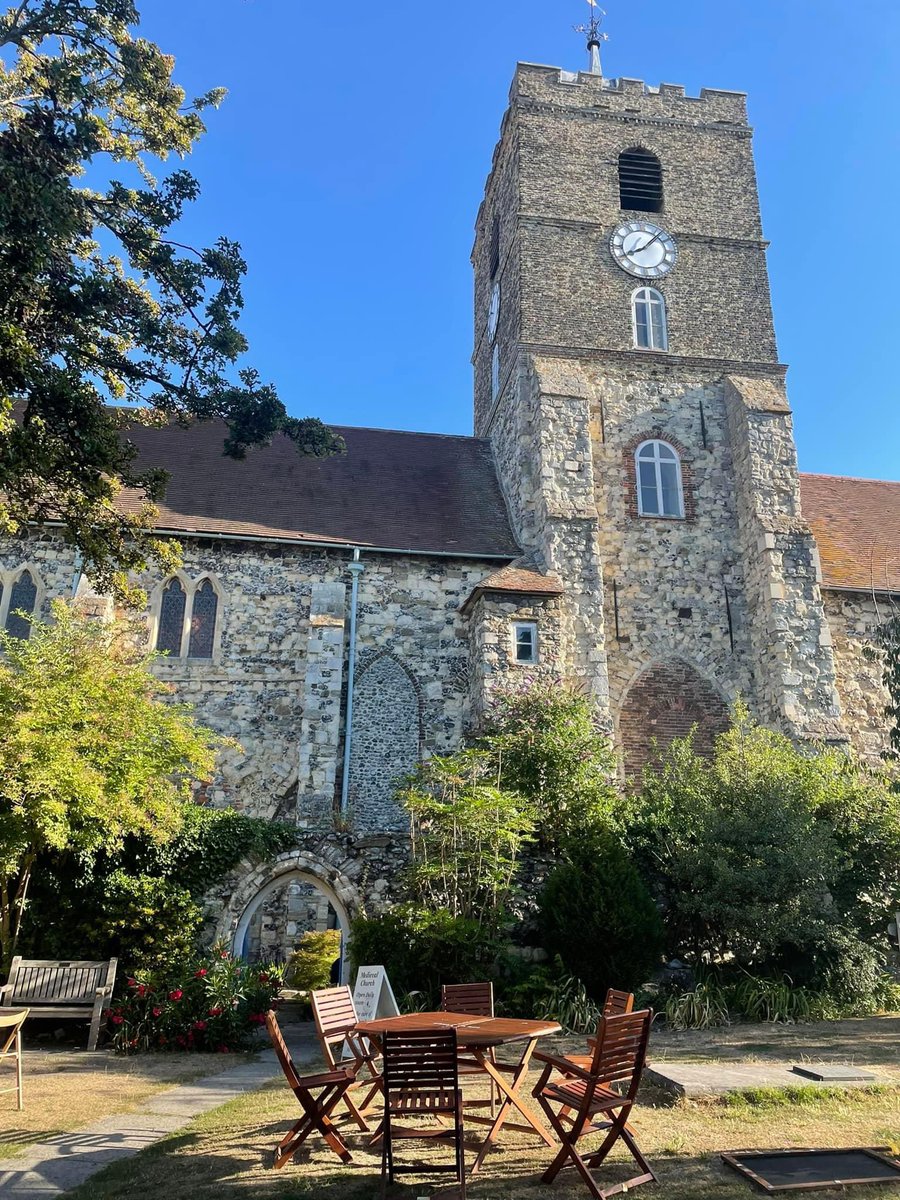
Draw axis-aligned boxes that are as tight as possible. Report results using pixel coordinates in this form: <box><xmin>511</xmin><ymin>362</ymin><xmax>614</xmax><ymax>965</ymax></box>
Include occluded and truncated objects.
<box><xmin>632</xmin><ymin>287</ymin><xmax>668</xmax><ymax>351</ymax></box>
<box><xmin>188</xmin><ymin>579</ymin><xmax>219</xmax><ymax>659</ymax></box>
<box><xmin>156</xmin><ymin>578</ymin><xmax>187</xmax><ymax>656</ymax></box>
<box><xmin>636</xmin><ymin>440</ymin><xmax>684</xmax><ymax>519</ymax></box>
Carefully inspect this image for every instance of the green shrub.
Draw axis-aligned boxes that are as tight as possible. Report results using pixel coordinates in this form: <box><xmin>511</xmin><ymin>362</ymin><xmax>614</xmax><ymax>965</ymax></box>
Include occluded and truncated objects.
<box><xmin>287</xmin><ymin>930</ymin><xmax>342</xmax><ymax>992</ymax></box>
<box><xmin>348</xmin><ymin>906</ymin><xmax>499</xmax><ymax>1006</ymax></box>
<box><xmin>399</xmin><ymin>750</ymin><xmax>534</xmax><ymax>934</ymax></box>
<box><xmin>539</xmin><ymin>830</ymin><xmax>664</xmax><ymax>1002</ymax></box>
<box><xmin>629</xmin><ymin>705</ymin><xmax>900</xmax><ymax>1004</ymax></box>
<box><xmin>479</xmin><ymin>680</ymin><xmax>618</xmax><ymax>852</ymax></box>
<box><xmin>110</xmin><ymin>943</ymin><xmax>283</xmax><ymax>1054</ymax></box>
<box><xmin>664</xmin><ymin>979</ymin><xmax>731</xmax><ymax>1030</ymax></box>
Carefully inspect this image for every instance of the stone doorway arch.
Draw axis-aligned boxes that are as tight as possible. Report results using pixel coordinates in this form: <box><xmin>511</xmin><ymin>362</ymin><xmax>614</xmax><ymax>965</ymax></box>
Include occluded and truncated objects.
<box><xmin>216</xmin><ymin>850</ymin><xmax>361</xmax><ymax>984</ymax></box>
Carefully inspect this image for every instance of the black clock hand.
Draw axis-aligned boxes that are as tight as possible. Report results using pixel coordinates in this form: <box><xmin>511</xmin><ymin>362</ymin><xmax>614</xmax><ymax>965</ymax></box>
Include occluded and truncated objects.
<box><xmin>632</xmin><ymin>232</ymin><xmax>662</xmax><ymax>255</ymax></box>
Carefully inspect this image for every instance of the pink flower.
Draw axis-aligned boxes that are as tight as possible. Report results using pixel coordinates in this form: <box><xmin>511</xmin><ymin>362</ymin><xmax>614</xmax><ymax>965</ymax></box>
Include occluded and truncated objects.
<box><xmin>219</xmin><ymin>950</ymin><xmax>230</xmax><ymax>959</ymax></box>
<box><xmin>111</xmin><ymin>1014</ymin><xmax>124</xmax><ymax>1025</ymax></box>
<box><xmin>168</xmin><ymin>989</ymin><xmax>183</xmax><ymax>1002</ymax></box>
<box><xmin>258</xmin><ymin>972</ymin><xmax>269</xmax><ymax>983</ymax></box>
<box><xmin>152</xmin><ymin>1006</ymin><xmax>163</xmax><ymax>1018</ymax></box>
<box><xmin>208</xmin><ymin>1006</ymin><xmax>223</xmax><ymax>1017</ymax></box>
<box><xmin>193</xmin><ymin>1020</ymin><xmax>207</xmax><ymax>1031</ymax></box>
<box><xmin>249</xmin><ymin>1013</ymin><xmax>267</xmax><ymax>1025</ymax></box>
<box><xmin>194</xmin><ymin>968</ymin><xmax>208</xmax><ymax>978</ymax></box>
<box><xmin>137</xmin><ymin>984</ymin><xmax>147</xmax><ymax>998</ymax></box>
<box><xmin>127</xmin><ymin>978</ymin><xmax>138</xmax><ymax>989</ymax></box>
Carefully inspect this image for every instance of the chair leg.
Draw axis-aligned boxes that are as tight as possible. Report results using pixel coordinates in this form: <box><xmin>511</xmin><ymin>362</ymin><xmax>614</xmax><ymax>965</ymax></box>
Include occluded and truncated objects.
<box><xmin>16</xmin><ymin>1031</ymin><xmax>23</xmax><ymax>1112</ymax></box>
<box><xmin>87</xmin><ymin>998</ymin><xmax>104</xmax><ymax>1052</ymax></box>
<box><xmin>342</xmin><ymin>1087</ymin><xmax>371</xmax><ymax>1132</ymax></box>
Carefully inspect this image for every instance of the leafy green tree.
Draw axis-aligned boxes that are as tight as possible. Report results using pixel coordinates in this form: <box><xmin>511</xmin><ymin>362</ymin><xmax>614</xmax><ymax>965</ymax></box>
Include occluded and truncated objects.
<box><xmin>0</xmin><ymin>602</ymin><xmax>222</xmax><ymax>968</ymax></box>
<box><xmin>872</xmin><ymin>613</ymin><xmax>900</xmax><ymax>763</ymax></box>
<box><xmin>398</xmin><ymin>749</ymin><xmax>535</xmax><ymax>933</ymax></box>
<box><xmin>479</xmin><ymin>680</ymin><xmax>618</xmax><ymax>852</ymax></box>
<box><xmin>0</xmin><ymin>1</ymin><xmax>340</xmax><ymax>597</ymax></box>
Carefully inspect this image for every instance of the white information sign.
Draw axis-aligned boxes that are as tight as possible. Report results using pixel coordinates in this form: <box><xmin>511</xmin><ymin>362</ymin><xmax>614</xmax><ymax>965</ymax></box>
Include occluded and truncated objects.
<box><xmin>352</xmin><ymin>964</ymin><xmax>400</xmax><ymax>1023</ymax></box>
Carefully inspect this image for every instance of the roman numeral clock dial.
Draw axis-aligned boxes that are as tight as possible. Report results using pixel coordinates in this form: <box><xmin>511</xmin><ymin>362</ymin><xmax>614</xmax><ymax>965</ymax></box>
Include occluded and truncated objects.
<box><xmin>610</xmin><ymin>221</ymin><xmax>677</xmax><ymax>279</ymax></box>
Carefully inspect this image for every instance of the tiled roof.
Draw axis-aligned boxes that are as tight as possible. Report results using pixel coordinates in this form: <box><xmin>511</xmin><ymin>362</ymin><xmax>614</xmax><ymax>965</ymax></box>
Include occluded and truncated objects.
<box><xmin>461</xmin><ymin>559</ymin><xmax>564</xmax><ymax>611</ymax></box>
<box><xmin>117</xmin><ymin>421</ymin><xmax>521</xmax><ymax>558</ymax></box>
<box><xmin>800</xmin><ymin>474</ymin><xmax>900</xmax><ymax>594</ymax></box>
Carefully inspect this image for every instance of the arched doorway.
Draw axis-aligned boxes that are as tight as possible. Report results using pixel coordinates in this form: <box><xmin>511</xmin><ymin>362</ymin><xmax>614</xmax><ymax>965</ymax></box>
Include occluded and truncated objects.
<box><xmin>619</xmin><ymin>659</ymin><xmax>730</xmax><ymax>779</ymax></box>
<box><xmin>232</xmin><ymin>870</ymin><xmax>352</xmax><ymax>982</ymax></box>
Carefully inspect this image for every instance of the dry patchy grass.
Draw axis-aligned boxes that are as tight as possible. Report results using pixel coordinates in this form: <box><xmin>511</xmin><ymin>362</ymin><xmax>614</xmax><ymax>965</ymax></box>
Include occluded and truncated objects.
<box><xmin>0</xmin><ymin>1047</ymin><xmax>251</xmax><ymax>1160</ymax></box>
<box><xmin>67</xmin><ymin>1070</ymin><xmax>900</xmax><ymax>1200</ymax></box>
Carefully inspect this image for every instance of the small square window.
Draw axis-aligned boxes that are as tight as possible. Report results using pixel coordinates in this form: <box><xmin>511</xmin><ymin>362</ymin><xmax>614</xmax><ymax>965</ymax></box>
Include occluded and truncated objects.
<box><xmin>513</xmin><ymin>621</ymin><xmax>538</xmax><ymax>664</ymax></box>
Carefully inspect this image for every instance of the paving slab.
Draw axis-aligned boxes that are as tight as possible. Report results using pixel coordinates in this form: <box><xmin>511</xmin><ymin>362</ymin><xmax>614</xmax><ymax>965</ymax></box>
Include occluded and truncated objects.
<box><xmin>0</xmin><ymin>1048</ymin><xmax>283</xmax><ymax>1198</ymax></box>
<box><xmin>645</xmin><ymin>1060</ymin><xmax>887</xmax><ymax>1098</ymax></box>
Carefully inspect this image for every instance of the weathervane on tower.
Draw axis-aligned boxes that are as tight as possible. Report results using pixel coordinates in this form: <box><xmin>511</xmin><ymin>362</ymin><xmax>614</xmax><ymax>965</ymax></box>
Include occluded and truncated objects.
<box><xmin>574</xmin><ymin>0</ymin><xmax>609</xmax><ymax>76</ymax></box>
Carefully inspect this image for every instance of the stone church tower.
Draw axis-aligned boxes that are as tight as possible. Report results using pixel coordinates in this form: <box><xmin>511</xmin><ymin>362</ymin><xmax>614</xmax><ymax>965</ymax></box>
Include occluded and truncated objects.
<box><xmin>472</xmin><ymin>61</ymin><xmax>847</xmax><ymax>770</ymax></box>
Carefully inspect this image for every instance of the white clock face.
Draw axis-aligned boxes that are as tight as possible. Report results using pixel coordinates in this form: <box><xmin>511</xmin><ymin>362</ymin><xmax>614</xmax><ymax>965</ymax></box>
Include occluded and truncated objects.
<box><xmin>488</xmin><ymin>281</ymin><xmax>501</xmax><ymax>342</ymax></box>
<box><xmin>610</xmin><ymin>221</ymin><xmax>677</xmax><ymax>279</ymax></box>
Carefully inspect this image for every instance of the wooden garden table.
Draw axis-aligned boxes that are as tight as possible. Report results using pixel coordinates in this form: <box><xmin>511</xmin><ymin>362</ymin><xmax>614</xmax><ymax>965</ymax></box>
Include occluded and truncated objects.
<box><xmin>353</xmin><ymin>1010</ymin><xmax>562</xmax><ymax>1173</ymax></box>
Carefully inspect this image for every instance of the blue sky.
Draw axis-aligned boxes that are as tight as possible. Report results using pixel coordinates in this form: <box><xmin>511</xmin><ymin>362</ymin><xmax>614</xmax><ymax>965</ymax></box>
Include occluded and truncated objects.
<box><xmin>140</xmin><ymin>0</ymin><xmax>900</xmax><ymax>480</ymax></box>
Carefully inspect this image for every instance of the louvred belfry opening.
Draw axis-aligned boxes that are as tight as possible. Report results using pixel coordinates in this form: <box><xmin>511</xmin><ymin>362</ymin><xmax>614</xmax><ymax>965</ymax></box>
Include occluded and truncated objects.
<box><xmin>619</xmin><ymin>148</ymin><xmax>663</xmax><ymax>213</ymax></box>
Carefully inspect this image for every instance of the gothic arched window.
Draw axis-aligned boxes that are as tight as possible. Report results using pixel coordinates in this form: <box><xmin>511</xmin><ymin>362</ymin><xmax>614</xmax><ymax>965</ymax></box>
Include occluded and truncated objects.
<box><xmin>618</xmin><ymin>147</ymin><xmax>663</xmax><ymax>212</ymax></box>
<box><xmin>156</xmin><ymin>575</ymin><xmax>221</xmax><ymax>659</ymax></box>
<box><xmin>156</xmin><ymin>578</ymin><xmax>187</xmax><ymax>656</ymax></box>
<box><xmin>187</xmin><ymin>578</ymin><xmax>219</xmax><ymax>659</ymax></box>
<box><xmin>632</xmin><ymin>287</ymin><xmax>668</xmax><ymax>351</ymax></box>
<box><xmin>635</xmin><ymin>440</ymin><xmax>684</xmax><ymax>518</ymax></box>
<box><xmin>4</xmin><ymin>569</ymin><xmax>38</xmax><ymax>639</ymax></box>
<box><xmin>491</xmin><ymin>343</ymin><xmax>501</xmax><ymax>401</ymax></box>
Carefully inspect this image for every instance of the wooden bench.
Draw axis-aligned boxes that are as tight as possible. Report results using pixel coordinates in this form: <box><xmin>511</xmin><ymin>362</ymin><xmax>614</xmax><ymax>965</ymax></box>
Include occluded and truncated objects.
<box><xmin>0</xmin><ymin>958</ymin><xmax>118</xmax><ymax>1051</ymax></box>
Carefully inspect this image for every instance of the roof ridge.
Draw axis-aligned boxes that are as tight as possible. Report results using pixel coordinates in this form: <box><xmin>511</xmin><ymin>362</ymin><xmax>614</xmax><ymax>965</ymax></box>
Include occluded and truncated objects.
<box><xmin>801</xmin><ymin>471</ymin><xmax>900</xmax><ymax>486</ymax></box>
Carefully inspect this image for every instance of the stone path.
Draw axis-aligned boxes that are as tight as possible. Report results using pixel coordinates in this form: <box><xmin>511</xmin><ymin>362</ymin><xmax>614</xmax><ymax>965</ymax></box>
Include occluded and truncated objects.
<box><xmin>0</xmin><ymin>1052</ymin><xmax>281</xmax><ymax>1197</ymax></box>
<box><xmin>645</xmin><ymin>1060</ymin><xmax>885</xmax><ymax>1098</ymax></box>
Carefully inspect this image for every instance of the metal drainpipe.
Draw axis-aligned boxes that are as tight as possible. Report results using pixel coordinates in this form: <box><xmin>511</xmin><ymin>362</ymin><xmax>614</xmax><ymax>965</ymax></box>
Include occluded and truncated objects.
<box><xmin>339</xmin><ymin>548</ymin><xmax>365</xmax><ymax>818</ymax></box>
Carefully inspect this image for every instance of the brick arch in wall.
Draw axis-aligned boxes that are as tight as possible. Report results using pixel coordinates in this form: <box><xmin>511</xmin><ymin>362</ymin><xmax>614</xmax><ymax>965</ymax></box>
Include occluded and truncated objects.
<box><xmin>347</xmin><ymin>650</ymin><xmax>424</xmax><ymax>832</ymax></box>
<box><xmin>618</xmin><ymin>658</ymin><xmax>730</xmax><ymax>780</ymax></box>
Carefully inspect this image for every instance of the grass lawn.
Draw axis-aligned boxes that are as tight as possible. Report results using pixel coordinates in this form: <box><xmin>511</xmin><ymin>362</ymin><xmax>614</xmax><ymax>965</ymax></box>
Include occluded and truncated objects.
<box><xmin>65</xmin><ymin>1018</ymin><xmax>900</xmax><ymax>1200</ymax></box>
<box><xmin>0</xmin><ymin>1046</ymin><xmax>253</xmax><ymax>1161</ymax></box>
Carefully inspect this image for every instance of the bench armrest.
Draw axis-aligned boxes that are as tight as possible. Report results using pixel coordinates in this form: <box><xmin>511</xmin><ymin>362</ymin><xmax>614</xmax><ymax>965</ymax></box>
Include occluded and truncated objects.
<box><xmin>0</xmin><ymin>983</ymin><xmax>13</xmax><ymax>1005</ymax></box>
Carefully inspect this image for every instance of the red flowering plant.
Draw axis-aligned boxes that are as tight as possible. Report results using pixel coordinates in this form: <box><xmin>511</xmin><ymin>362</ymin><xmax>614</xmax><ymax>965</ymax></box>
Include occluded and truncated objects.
<box><xmin>110</xmin><ymin>943</ymin><xmax>283</xmax><ymax>1054</ymax></box>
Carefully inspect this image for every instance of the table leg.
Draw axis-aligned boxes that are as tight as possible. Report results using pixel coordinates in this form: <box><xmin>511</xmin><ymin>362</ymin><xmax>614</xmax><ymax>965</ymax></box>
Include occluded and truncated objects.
<box><xmin>469</xmin><ymin>1038</ymin><xmax>556</xmax><ymax>1175</ymax></box>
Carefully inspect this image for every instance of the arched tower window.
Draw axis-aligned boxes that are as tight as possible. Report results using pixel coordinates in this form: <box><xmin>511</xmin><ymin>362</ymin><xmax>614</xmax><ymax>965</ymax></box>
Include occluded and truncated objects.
<box><xmin>491</xmin><ymin>343</ymin><xmax>501</xmax><ymax>401</ymax></box>
<box><xmin>618</xmin><ymin>147</ymin><xmax>663</xmax><ymax>212</ymax></box>
<box><xmin>156</xmin><ymin>578</ymin><xmax>187</xmax><ymax>656</ymax></box>
<box><xmin>4</xmin><ymin>569</ymin><xmax>38</xmax><ymax>639</ymax></box>
<box><xmin>188</xmin><ymin>578</ymin><xmax>219</xmax><ymax>659</ymax></box>
<box><xmin>635</xmin><ymin>440</ymin><xmax>684</xmax><ymax>518</ymax></box>
<box><xmin>632</xmin><ymin>287</ymin><xmax>668</xmax><ymax>351</ymax></box>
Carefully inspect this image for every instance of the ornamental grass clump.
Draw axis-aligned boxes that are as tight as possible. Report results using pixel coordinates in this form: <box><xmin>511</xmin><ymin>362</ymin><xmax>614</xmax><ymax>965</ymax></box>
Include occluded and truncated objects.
<box><xmin>109</xmin><ymin>944</ymin><xmax>282</xmax><ymax>1054</ymax></box>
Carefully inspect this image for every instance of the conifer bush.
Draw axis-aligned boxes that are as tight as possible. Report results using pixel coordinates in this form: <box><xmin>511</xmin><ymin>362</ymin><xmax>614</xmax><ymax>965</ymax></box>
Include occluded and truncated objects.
<box><xmin>539</xmin><ymin>830</ymin><xmax>664</xmax><ymax>1001</ymax></box>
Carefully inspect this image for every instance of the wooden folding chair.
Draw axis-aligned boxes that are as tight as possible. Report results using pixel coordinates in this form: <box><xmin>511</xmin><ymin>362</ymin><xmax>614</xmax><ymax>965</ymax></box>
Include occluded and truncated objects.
<box><xmin>310</xmin><ymin>985</ymin><xmax>383</xmax><ymax>1132</ymax></box>
<box><xmin>441</xmin><ymin>981</ymin><xmax>499</xmax><ymax>1115</ymax></box>
<box><xmin>265</xmin><ymin>1011</ymin><xmax>356</xmax><ymax>1169</ymax></box>
<box><xmin>381</xmin><ymin>1027</ymin><xmax>466</xmax><ymax>1199</ymax></box>
<box><xmin>533</xmin><ymin>1008</ymin><xmax>656</xmax><ymax>1200</ymax></box>
<box><xmin>0</xmin><ymin>1008</ymin><xmax>28</xmax><ymax>1111</ymax></box>
<box><xmin>584</xmin><ymin>988</ymin><xmax>635</xmax><ymax>1055</ymax></box>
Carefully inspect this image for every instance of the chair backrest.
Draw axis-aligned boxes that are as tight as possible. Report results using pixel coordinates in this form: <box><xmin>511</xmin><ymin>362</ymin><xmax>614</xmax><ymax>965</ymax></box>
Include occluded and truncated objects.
<box><xmin>588</xmin><ymin>1009</ymin><xmax>653</xmax><ymax>1102</ymax></box>
<box><xmin>440</xmin><ymin>981</ymin><xmax>494</xmax><ymax>1018</ymax></box>
<box><xmin>0</xmin><ymin>1008</ymin><xmax>28</xmax><ymax>1056</ymax></box>
<box><xmin>382</xmin><ymin>1028</ymin><xmax>460</xmax><ymax>1113</ymax></box>
<box><xmin>6</xmin><ymin>958</ymin><xmax>116</xmax><ymax>1004</ymax></box>
<box><xmin>310</xmin><ymin>986</ymin><xmax>358</xmax><ymax>1063</ymax></box>
<box><xmin>603</xmin><ymin>988</ymin><xmax>634</xmax><ymax>1018</ymax></box>
<box><xmin>265</xmin><ymin>1010</ymin><xmax>302</xmax><ymax>1092</ymax></box>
